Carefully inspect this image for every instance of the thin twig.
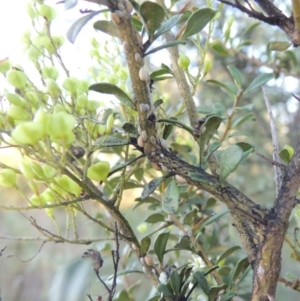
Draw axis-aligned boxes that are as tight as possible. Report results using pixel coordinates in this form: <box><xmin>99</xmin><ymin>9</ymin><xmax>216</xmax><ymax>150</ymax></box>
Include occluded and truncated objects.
<box><xmin>256</xmin><ymin>153</ymin><xmax>286</xmax><ymax>170</ymax></box>
<box><xmin>5</xmin><ymin>241</ymin><xmax>47</xmax><ymax>262</ymax></box>
<box><xmin>0</xmin><ymin>246</ymin><xmax>6</xmax><ymax>256</ymax></box>
<box><xmin>109</xmin><ymin>222</ymin><xmax>120</xmax><ymax>301</ymax></box>
<box><xmin>87</xmin><ymin>294</ymin><xmax>94</xmax><ymax>301</ymax></box>
<box><xmin>262</xmin><ymin>87</ymin><xmax>282</xmax><ymax>197</ymax></box>
<box><xmin>96</xmin><ymin>272</ymin><xmax>111</xmax><ymax>293</ymax></box>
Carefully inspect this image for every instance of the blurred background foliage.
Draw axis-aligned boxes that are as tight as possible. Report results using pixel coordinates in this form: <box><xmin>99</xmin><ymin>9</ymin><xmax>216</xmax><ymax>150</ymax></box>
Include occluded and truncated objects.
<box><xmin>1</xmin><ymin>0</ymin><xmax>300</xmax><ymax>300</ymax></box>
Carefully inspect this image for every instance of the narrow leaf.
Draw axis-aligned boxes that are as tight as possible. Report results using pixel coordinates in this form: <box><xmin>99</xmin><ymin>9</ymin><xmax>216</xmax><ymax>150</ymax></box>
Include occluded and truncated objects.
<box><xmin>94</xmin><ymin>136</ymin><xmax>129</xmax><ymax>147</ymax></box>
<box><xmin>158</xmin><ymin>118</ymin><xmax>193</xmax><ymax>135</ymax></box>
<box><xmin>93</xmin><ymin>20</ymin><xmax>119</xmax><ymax>38</ymax></box>
<box><xmin>227</xmin><ymin>65</ymin><xmax>242</xmax><ymax>87</ymax></box>
<box><xmin>209</xmin><ymin>284</ymin><xmax>228</xmax><ymax>301</ymax></box>
<box><xmin>199</xmin><ymin>115</ymin><xmax>223</xmax><ymax>166</ymax></box>
<box><xmin>218</xmin><ymin>266</ymin><xmax>231</xmax><ymax>276</ymax></box>
<box><xmin>204</xmin><ymin>141</ymin><xmax>221</xmax><ymax>164</ymax></box>
<box><xmin>154</xmin><ymin>14</ymin><xmax>182</xmax><ymax>38</ymax></box>
<box><xmin>232</xmin><ymin>112</ymin><xmax>255</xmax><ymax>128</ymax></box>
<box><xmin>244</xmin><ymin>73</ymin><xmax>273</xmax><ymax>94</ymax></box>
<box><xmin>217</xmin><ymin>246</ymin><xmax>241</xmax><ymax>264</ymax></box>
<box><xmin>108</xmin><ymin>155</ymin><xmax>145</xmax><ymax>176</ymax></box>
<box><xmin>229</xmin><ymin>257</ymin><xmax>250</xmax><ymax>289</ymax></box>
<box><xmin>220</xmin><ymin>145</ymin><xmax>243</xmax><ymax>185</ymax></box>
<box><xmin>141</xmin><ymin>176</ymin><xmax>168</xmax><ymax>199</ymax></box>
<box><xmin>67</xmin><ymin>10</ymin><xmax>104</xmax><ymax>43</ymax></box>
<box><xmin>221</xmin><ymin>291</ymin><xmax>237</xmax><ymax>301</ymax></box>
<box><xmin>189</xmin><ymin>171</ymin><xmax>217</xmax><ymax>186</ymax></box>
<box><xmin>145</xmin><ymin>213</ymin><xmax>165</xmax><ymax>223</ymax></box>
<box><xmin>210</xmin><ymin>41</ymin><xmax>230</xmax><ymax>56</ymax></box>
<box><xmin>198</xmin><ymin>210</ymin><xmax>228</xmax><ymax>232</ymax></box>
<box><xmin>154</xmin><ymin>232</ymin><xmax>170</xmax><ymax>266</ymax></box>
<box><xmin>107</xmin><ymin>269</ymin><xmax>143</xmax><ymax>280</ymax></box>
<box><xmin>144</xmin><ymin>40</ymin><xmax>186</xmax><ymax>56</ymax></box>
<box><xmin>162</xmin><ymin>178</ymin><xmax>179</xmax><ymax>214</ymax></box>
<box><xmin>180</xmin><ymin>8</ymin><xmax>216</xmax><ymax>39</ymax></box>
<box><xmin>206</xmin><ymin>79</ymin><xmax>235</xmax><ymax>98</ymax></box>
<box><xmin>89</xmin><ymin>83</ymin><xmax>135</xmax><ymax>109</ymax></box>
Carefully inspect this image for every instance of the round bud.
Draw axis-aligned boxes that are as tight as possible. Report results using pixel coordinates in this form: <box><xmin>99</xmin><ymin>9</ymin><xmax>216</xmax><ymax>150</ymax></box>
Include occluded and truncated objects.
<box><xmin>178</xmin><ymin>55</ymin><xmax>190</xmax><ymax>70</ymax></box>
<box><xmin>111</xmin><ymin>12</ymin><xmax>120</xmax><ymax>25</ymax></box>
<box><xmin>175</xmin><ymin>175</ymin><xmax>187</xmax><ymax>184</ymax></box>
<box><xmin>137</xmin><ymin>136</ymin><xmax>144</xmax><ymax>148</ymax></box>
<box><xmin>144</xmin><ymin>255</ymin><xmax>154</xmax><ymax>266</ymax></box>
<box><xmin>151</xmin><ymin>162</ymin><xmax>162</xmax><ymax>171</ymax></box>
<box><xmin>139</xmin><ymin>67</ymin><xmax>149</xmax><ymax>81</ymax></box>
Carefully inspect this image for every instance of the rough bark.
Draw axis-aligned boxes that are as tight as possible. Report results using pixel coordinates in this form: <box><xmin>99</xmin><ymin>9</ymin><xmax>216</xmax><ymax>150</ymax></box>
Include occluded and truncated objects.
<box><xmin>113</xmin><ymin>1</ymin><xmax>300</xmax><ymax>299</ymax></box>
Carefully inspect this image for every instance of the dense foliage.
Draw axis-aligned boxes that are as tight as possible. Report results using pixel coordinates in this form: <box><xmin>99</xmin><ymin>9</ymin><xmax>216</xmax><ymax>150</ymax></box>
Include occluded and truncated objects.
<box><xmin>1</xmin><ymin>1</ymin><xmax>300</xmax><ymax>301</ymax></box>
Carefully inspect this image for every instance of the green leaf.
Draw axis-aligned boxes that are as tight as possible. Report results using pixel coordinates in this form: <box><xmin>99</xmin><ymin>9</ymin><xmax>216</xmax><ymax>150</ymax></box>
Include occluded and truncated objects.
<box><xmin>154</xmin><ymin>232</ymin><xmax>170</xmax><ymax>266</ymax></box>
<box><xmin>158</xmin><ymin>118</ymin><xmax>193</xmax><ymax>135</ymax></box>
<box><xmin>162</xmin><ymin>178</ymin><xmax>179</xmax><ymax>214</ymax></box>
<box><xmin>174</xmin><ymin>235</ymin><xmax>192</xmax><ymax>250</ymax></box>
<box><xmin>232</xmin><ymin>112</ymin><xmax>255</xmax><ymax>128</ymax></box>
<box><xmin>204</xmin><ymin>141</ymin><xmax>221</xmax><ymax>164</ymax></box>
<box><xmin>162</xmin><ymin>124</ymin><xmax>173</xmax><ymax>140</ymax></box>
<box><xmin>218</xmin><ymin>266</ymin><xmax>231</xmax><ymax>276</ymax></box>
<box><xmin>89</xmin><ymin>83</ymin><xmax>135</xmax><ymax>109</ymax></box>
<box><xmin>155</xmin><ymin>14</ymin><xmax>182</xmax><ymax>38</ymax></box>
<box><xmin>241</xmin><ymin>22</ymin><xmax>260</xmax><ymax>37</ymax></box>
<box><xmin>199</xmin><ymin>115</ymin><xmax>223</xmax><ymax>166</ymax></box>
<box><xmin>227</xmin><ymin>65</ymin><xmax>242</xmax><ymax>87</ymax></box>
<box><xmin>93</xmin><ymin>20</ymin><xmax>119</xmax><ymax>38</ymax></box>
<box><xmin>183</xmin><ymin>208</ymin><xmax>197</xmax><ymax>226</ymax></box>
<box><xmin>206</xmin><ymin>79</ymin><xmax>235</xmax><ymax>99</ymax></box>
<box><xmin>145</xmin><ymin>213</ymin><xmax>165</xmax><ymax>223</ymax></box>
<box><xmin>220</xmin><ymin>145</ymin><xmax>243</xmax><ymax>185</ymax></box>
<box><xmin>122</xmin><ymin>122</ymin><xmax>138</xmax><ymax>135</ymax></box>
<box><xmin>189</xmin><ymin>171</ymin><xmax>217</xmax><ymax>186</ymax></box>
<box><xmin>157</xmin><ymin>283</ymin><xmax>174</xmax><ymax>298</ymax></box>
<box><xmin>236</xmin><ymin>142</ymin><xmax>255</xmax><ymax>160</ymax></box>
<box><xmin>94</xmin><ymin>136</ymin><xmax>129</xmax><ymax>147</ymax></box>
<box><xmin>144</xmin><ymin>41</ymin><xmax>186</xmax><ymax>56</ymax></box>
<box><xmin>198</xmin><ymin>210</ymin><xmax>228</xmax><ymax>232</ymax></box>
<box><xmin>193</xmin><ymin>271</ymin><xmax>210</xmax><ymax>296</ymax></box>
<box><xmin>180</xmin><ymin>8</ymin><xmax>216</xmax><ymax>39</ymax></box>
<box><xmin>150</xmin><ymin>69</ymin><xmax>173</xmax><ymax>79</ymax></box>
<box><xmin>217</xmin><ymin>246</ymin><xmax>241</xmax><ymax>264</ymax></box>
<box><xmin>244</xmin><ymin>73</ymin><xmax>273</xmax><ymax>94</ymax></box>
<box><xmin>140</xmin><ymin>1</ymin><xmax>165</xmax><ymax>40</ymax></box>
<box><xmin>279</xmin><ymin>144</ymin><xmax>294</xmax><ymax>163</ymax></box>
<box><xmin>108</xmin><ymin>155</ymin><xmax>145</xmax><ymax>177</ymax></box>
<box><xmin>141</xmin><ymin>236</ymin><xmax>151</xmax><ymax>254</ymax></box>
<box><xmin>153</xmin><ymin>99</ymin><xmax>163</xmax><ymax>109</ymax></box>
<box><xmin>67</xmin><ymin>10</ymin><xmax>105</xmax><ymax>43</ymax></box>
<box><xmin>269</xmin><ymin>41</ymin><xmax>291</xmax><ymax>51</ymax></box>
<box><xmin>170</xmin><ymin>271</ymin><xmax>181</xmax><ymax>296</ymax></box>
<box><xmin>209</xmin><ymin>284</ymin><xmax>228</xmax><ymax>301</ymax></box>
<box><xmin>141</xmin><ymin>176</ymin><xmax>168</xmax><ymax>199</ymax></box>
<box><xmin>221</xmin><ymin>291</ymin><xmax>237</xmax><ymax>301</ymax></box>
<box><xmin>107</xmin><ymin>269</ymin><xmax>144</xmax><ymax>280</ymax></box>
<box><xmin>229</xmin><ymin>257</ymin><xmax>250</xmax><ymax>289</ymax></box>
<box><xmin>210</xmin><ymin>41</ymin><xmax>230</xmax><ymax>56</ymax></box>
